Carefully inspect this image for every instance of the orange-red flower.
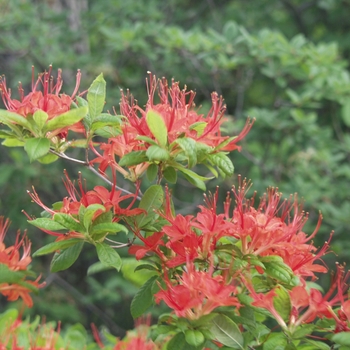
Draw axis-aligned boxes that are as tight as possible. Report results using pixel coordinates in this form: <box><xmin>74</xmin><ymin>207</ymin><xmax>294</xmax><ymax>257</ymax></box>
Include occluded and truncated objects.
<box><xmin>0</xmin><ymin>65</ymin><xmax>83</xmax><ymax>138</ymax></box>
<box><xmin>120</xmin><ymin>73</ymin><xmax>253</xmax><ymax>149</ymax></box>
<box><xmin>155</xmin><ymin>262</ymin><xmax>240</xmax><ymax>319</ymax></box>
<box><xmin>0</xmin><ymin>217</ymin><xmax>44</xmax><ymax>307</ymax></box>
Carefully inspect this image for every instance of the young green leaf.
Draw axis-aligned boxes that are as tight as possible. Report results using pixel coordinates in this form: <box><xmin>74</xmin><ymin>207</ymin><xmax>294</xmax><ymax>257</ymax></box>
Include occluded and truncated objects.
<box><xmin>28</xmin><ymin>218</ymin><xmax>67</xmax><ymax>231</ymax></box>
<box><xmin>184</xmin><ymin>329</ymin><xmax>205</xmax><ymax>347</ymax></box>
<box><xmin>82</xmin><ymin>204</ymin><xmax>106</xmax><ymax>230</ymax></box>
<box><xmin>95</xmin><ymin>242</ymin><xmax>122</xmax><ymax>271</ymax></box>
<box><xmin>174</xmin><ymin>137</ymin><xmax>197</xmax><ymax>168</ymax></box>
<box><xmin>53</xmin><ymin>213</ymin><xmax>84</xmax><ymax>233</ymax></box>
<box><xmin>50</xmin><ymin>242</ymin><xmax>84</xmax><ymax>272</ymax></box>
<box><xmin>33</xmin><ymin>110</ymin><xmax>49</xmax><ymax>131</ymax></box>
<box><xmin>209</xmin><ymin>153</ymin><xmax>234</xmax><ymax>176</ymax></box>
<box><xmin>130</xmin><ymin>275</ymin><xmax>158</xmax><ymax>319</ymax></box>
<box><xmin>33</xmin><ymin>239</ymin><xmax>83</xmax><ymax>257</ymax></box>
<box><xmin>87</xmin><ymin>73</ymin><xmax>106</xmax><ymax>120</ymax></box>
<box><xmin>24</xmin><ymin>137</ymin><xmax>50</xmax><ymax>162</ymax></box>
<box><xmin>210</xmin><ymin>314</ymin><xmax>244</xmax><ymax>349</ymax></box>
<box><xmin>273</xmin><ymin>285</ymin><xmax>291</xmax><ymax>322</ymax></box>
<box><xmin>46</xmin><ymin>106</ymin><xmax>88</xmax><ymax>131</ymax></box>
<box><xmin>137</xmin><ymin>185</ymin><xmax>164</xmax><ymax>228</ymax></box>
<box><xmin>119</xmin><ymin>151</ymin><xmax>148</xmax><ymax>167</ymax></box>
<box><xmin>146</xmin><ymin>109</ymin><xmax>168</xmax><ymax>147</ymax></box>
<box><xmin>0</xmin><ymin>110</ymin><xmax>34</xmax><ymax>131</ymax></box>
<box><xmin>163</xmin><ymin>166</ymin><xmax>177</xmax><ymax>183</ymax></box>
<box><xmin>147</xmin><ymin>163</ymin><xmax>158</xmax><ymax>182</ymax></box>
<box><xmin>91</xmin><ymin>222</ymin><xmax>128</xmax><ymax>235</ymax></box>
<box><xmin>146</xmin><ymin>145</ymin><xmax>170</xmax><ymax>162</ymax></box>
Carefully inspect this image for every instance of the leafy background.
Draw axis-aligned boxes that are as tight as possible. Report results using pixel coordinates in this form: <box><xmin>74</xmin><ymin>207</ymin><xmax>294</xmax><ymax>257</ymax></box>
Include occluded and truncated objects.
<box><xmin>0</xmin><ymin>0</ymin><xmax>349</xmax><ymax>337</ymax></box>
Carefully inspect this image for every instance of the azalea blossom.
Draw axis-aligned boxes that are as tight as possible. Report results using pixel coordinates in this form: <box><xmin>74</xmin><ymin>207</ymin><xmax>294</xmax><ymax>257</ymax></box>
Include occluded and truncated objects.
<box><xmin>92</xmin><ymin>73</ymin><xmax>254</xmax><ymax>180</ymax></box>
<box><xmin>26</xmin><ymin>171</ymin><xmax>141</xmax><ymax>239</ymax></box>
<box><xmin>0</xmin><ymin>65</ymin><xmax>84</xmax><ymax>138</ymax></box>
<box><xmin>0</xmin><ymin>217</ymin><xmax>44</xmax><ymax>307</ymax></box>
<box><xmin>120</xmin><ymin>72</ymin><xmax>253</xmax><ymax>149</ymax></box>
<box><xmin>155</xmin><ymin>262</ymin><xmax>240</xmax><ymax>320</ymax></box>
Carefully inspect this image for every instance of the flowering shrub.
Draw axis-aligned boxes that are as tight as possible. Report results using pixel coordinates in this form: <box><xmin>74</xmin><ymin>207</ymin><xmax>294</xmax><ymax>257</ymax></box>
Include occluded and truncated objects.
<box><xmin>0</xmin><ymin>67</ymin><xmax>349</xmax><ymax>349</ymax></box>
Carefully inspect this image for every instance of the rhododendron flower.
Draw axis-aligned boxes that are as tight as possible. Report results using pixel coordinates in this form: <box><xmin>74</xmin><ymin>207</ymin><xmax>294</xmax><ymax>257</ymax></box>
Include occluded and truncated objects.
<box><xmin>129</xmin><ymin>231</ymin><xmax>165</xmax><ymax>260</ymax></box>
<box><xmin>0</xmin><ymin>217</ymin><xmax>44</xmax><ymax>307</ymax></box>
<box><xmin>155</xmin><ymin>262</ymin><xmax>240</xmax><ymax>319</ymax></box>
<box><xmin>120</xmin><ymin>72</ymin><xmax>253</xmax><ymax>149</ymax></box>
<box><xmin>26</xmin><ymin>171</ymin><xmax>142</xmax><ymax>239</ymax></box>
<box><xmin>224</xmin><ymin>179</ymin><xmax>329</xmax><ymax>279</ymax></box>
<box><xmin>289</xmin><ymin>264</ymin><xmax>350</xmax><ymax>327</ymax></box>
<box><xmin>0</xmin><ymin>65</ymin><xmax>84</xmax><ymax>138</ymax></box>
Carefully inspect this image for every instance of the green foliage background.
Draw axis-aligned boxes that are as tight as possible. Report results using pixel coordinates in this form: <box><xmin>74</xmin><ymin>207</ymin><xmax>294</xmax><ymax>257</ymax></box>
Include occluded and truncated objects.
<box><xmin>0</xmin><ymin>0</ymin><xmax>350</xmax><ymax>337</ymax></box>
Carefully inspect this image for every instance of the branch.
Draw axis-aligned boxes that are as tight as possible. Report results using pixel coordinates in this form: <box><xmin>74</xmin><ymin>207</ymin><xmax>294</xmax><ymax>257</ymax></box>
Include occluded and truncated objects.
<box><xmin>50</xmin><ymin>149</ymin><xmax>142</xmax><ymax>200</ymax></box>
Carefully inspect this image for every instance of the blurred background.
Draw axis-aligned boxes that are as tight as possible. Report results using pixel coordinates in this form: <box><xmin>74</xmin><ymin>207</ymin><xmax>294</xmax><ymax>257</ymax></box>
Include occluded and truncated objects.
<box><xmin>0</xmin><ymin>0</ymin><xmax>350</xmax><ymax>337</ymax></box>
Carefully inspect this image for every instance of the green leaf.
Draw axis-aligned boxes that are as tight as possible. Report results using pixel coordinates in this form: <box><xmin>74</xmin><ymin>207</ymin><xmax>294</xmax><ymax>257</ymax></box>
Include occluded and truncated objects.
<box><xmin>96</xmin><ymin>242</ymin><xmax>122</xmax><ymax>271</ymax></box>
<box><xmin>189</xmin><ymin>121</ymin><xmax>207</xmax><ymax>136</ymax></box>
<box><xmin>175</xmin><ymin>137</ymin><xmax>197</xmax><ymax>168</ymax></box>
<box><xmin>174</xmin><ymin>166</ymin><xmax>210</xmax><ymax>191</ymax></box>
<box><xmin>24</xmin><ymin>137</ymin><xmax>50</xmax><ymax>162</ymax></box>
<box><xmin>147</xmin><ymin>163</ymin><xmax>158</xmax><ymax>182</ymax></box>
<box><xmin>29</xmin><ymin>218</ymin><xmax>67</xmax><ymax>231</ymax></box>
<box><xmin>50</xmin><ymin>242</ymin><xmax>84</xmax><ymax>272</ymax></box>
<box><xmin>0</xmin><ymin>264</ymin><xmax>27</xmax><ymax>284</ymax></box>
<box><xmin>87</xmin><ymin>73</ymin><xmax>106</xmax><ymax>120</ymax></box>
<box><xmin>1</xmin><ymin>138</ymin><xmax>25</xmax><ymax>147</ymax></box>
<box><xmin>130</xmin><ymin>275</ymin><xmax>158</xmax><ymax>319</ymax></box>
<box><xmin>273</xmin><ymin>285</ymin><xmax>291</xmax><ymax>322</ymax></box>
<box><xmin>262</xmin><ymin>333</ymin><xmax>288</xmax><ymax>350</ymax></box>
<box><xmin>33</xmin><ymin>110</ymin><xmax>49</xmax><ymax>131</ymax></box>
<box><xmin>167</xmin><ymin>332</ymin><xmax>199</xmax><ymax>350</ymax></box>
<box><xmin>0</xmin><ymin>109</ymin><xmax>34</xmax><ymax>131</ymax></box>
<box><xmin>87</xmin><ymin>261</ymin><xmax>112</xmax><ymax>275</ymax></box>
<box><xmin>119</xmin><ymin>151</ymin><xmax>148</xmax><ymax>167</ymax></box>
<box><xmin>331</xmin><ymin>332</ymin><xmax>350</xmax><ymax>346</ymax></box>
<box><xmin>121</xmin><ymin>258</ymin><xmax>158</xmax><ymax>287</ymax></box>
<box><xmin>46</xmin><ymin>106</ymin><xmax>88</xmax><ymax>131</ymax></box>
<box><xmin>264</xmin><ymin>261</ymin><xmax>294</xmax><ymax>284</ymax></box>
<box><xmin>91</xmin><ymin>222</ymin><xmax>128</xmax><ymax>235</ymax></box>
<box><xmin>146</xmin><ymin>109</ymin><xmax>168</xmax><ymax>147</ymax></box>
<box><xmin>136</xmin><ymin>135</ymin><xmax>159</xmax><ymax>146</ymax></box>
<box><xmin>90</xmin><ymin>114</ymin><xmax>122</xmax><ymax>131</ymax></box>
<box><xmin>185</xmin><ymin>329</ymin><xmax>205</xmax><ymax>347</ymax></box>
<box><xmin>137</xmin><ymin>185</ymin><xmax>164</xmax><ymax>228</ymax></box>
<box><xmin>209</xmin><ymin>153</ymin><xmax>234</xmax><ymax>176</ymax></box>
<box><xmin>53</xmin><ymin>213</ymin><xmax>84</xmax><ymax>232</ymax></box>
<box><xmin>33</xmin><ymin>239</ymin><xmax>83</xmax><ymax>257</ymax></box>
<box><xmin>163</xmin><ymin>166</ymin><xmax>177</xmax><ymax>183</ymax></box>
<box><xmin>146</xmin><ymin>145</ymin><xmax>170</xmax><ymax>161</ymax></box>
<box><xmin>210</xmin><ymin>314</ymin><xmax>244</xmax><ymax>349</ymax></box>
<box><xmin>83</xmin><ymin>204</ymin><xmax>106</xmax><ymax>230</ymax></box>
<box><xmin>37</xmin><ymin>153</ymin><xmax>58</xmax><ymax>164</ymax></box>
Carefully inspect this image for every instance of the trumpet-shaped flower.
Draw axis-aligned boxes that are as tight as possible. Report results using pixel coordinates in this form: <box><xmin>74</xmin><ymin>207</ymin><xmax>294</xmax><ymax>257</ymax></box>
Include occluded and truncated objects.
<box><xmin>155</xmin><ymin>262</ymin><xmax>240</xmax><ymax>319</ymax></box>
<box><xmin>0</xmin><ymin>217</ymin><xmax>43</xmax><ymax>307</ymax></box>
<box><xmin>0</xmin><ymin>65</ymin><xmax>84</xmax><ymax>138</ymax></box>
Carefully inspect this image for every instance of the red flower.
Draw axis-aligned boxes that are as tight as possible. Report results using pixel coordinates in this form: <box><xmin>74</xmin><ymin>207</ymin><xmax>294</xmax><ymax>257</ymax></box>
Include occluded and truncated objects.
<box><xmin>27</xmin><ymin>171</ymin><xmax>142</xmax><ymax>239</ymax></box>
<box><xmin>129</xmin><ymin>232</ymin><xmax>165</xmax><ymax>260</ymax></box>
<box><xmin>0</xmin><ymin>217</ymin><xmax>44</xmax><ymax>307</ymax></box>
<box><xmin>120</xmin><ymin>73</ymin><xmax>254</xmax><ymax>149</ymax></box>
<box><xmin>223</xmin><ymin>179</ymin><xmax>330</xmax><ymax>279</ymax></box>
<box><xmin>0</xmin><ymin>65</ymin><xmax>83</xmax><ymax>138</ymax></box>
<box><xmin>155</xmin><ymin>262</ymin><xmax>240</xmax><ymax>319</ymax></box>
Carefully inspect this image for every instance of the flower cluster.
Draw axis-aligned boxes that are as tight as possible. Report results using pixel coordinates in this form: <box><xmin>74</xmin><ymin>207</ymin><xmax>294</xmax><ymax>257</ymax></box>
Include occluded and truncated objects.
<box><xmin>129</xmin><ymin>177</ymin><xmax>350</xmax><ymax>338</ymax></box>
<box><xmin>92</xmin><ymin>72</ymin><xmax>254</xmax><ymax>182</ymax></box>
<box><xmin>0</xmin><ymin>217</ymin><xmax>43</xmax><ymax>307</ymax></box>
<box><xmin>0</xmin><ymin>65</ymin><xmax>84</xmax><ymax>139</ymax></box>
